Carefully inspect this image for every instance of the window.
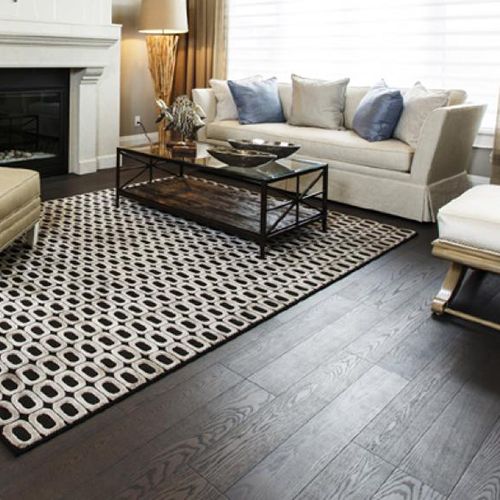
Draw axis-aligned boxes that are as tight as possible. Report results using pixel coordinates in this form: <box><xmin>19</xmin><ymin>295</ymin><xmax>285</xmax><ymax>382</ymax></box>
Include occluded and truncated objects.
<box><xmin>227</xmin><ymin>0</ymin><xmax>500</xmax><ymax>133</ymax></box>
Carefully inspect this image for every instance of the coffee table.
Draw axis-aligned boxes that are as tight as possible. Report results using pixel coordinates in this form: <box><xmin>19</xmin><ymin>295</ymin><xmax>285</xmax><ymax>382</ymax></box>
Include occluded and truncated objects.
<box><xmin>116</xmin><ymin>143</ymin><xmax>328</xmax><ymax>258</ymax></box>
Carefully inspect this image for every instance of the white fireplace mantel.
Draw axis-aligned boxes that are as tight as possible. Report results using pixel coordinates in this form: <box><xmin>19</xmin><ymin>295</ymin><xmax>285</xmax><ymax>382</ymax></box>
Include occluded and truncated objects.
<box><xmin>0</xmin><ymin>17</ymin><xmax>121</xmax><ymax>175</ymax></box>
<box><xmin>0</xmin><ymin>19</ymin><xmax>119</xmax><ymax>48</ymax></box>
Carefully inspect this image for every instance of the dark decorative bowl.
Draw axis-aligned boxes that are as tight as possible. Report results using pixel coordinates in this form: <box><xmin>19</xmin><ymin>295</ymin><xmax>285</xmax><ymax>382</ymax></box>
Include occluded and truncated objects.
<box><xmin>227</xmin><ymin>139</ymin><xmax>301</xmax><ymax>159</ymax></box>
<box><xmin>207</xmin><ymin>147</ymin><xmax>277</xmax><ymax>168</ymax></box>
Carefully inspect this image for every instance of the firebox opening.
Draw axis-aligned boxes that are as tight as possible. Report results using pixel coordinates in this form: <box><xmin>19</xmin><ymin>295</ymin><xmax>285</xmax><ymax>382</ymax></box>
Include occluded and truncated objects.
<box><xmin>0</xmin><ymin>68</ymin><xmax>69</xmax><ymax>177</ymax></box>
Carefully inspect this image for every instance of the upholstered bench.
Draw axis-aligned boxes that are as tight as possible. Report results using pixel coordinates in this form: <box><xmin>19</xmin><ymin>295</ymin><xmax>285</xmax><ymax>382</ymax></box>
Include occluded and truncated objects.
<box><xmin>432</xmin><ymin>184</ymin><xmax>500</xmax><ymax>329</ymax></box>
<box><xmin>0</xmin><ymin>167</ymin><xmax>41</xmax><ymax>252</ymax></box>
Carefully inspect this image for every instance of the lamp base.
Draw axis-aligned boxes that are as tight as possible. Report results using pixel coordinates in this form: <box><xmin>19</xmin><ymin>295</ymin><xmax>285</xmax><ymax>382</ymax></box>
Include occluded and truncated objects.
<box><xmin>146</xmin><ymin>34</ymin><xmax>179</xmax><ymax>149</ymax></box>
<box><xmin>146</xmin><ymin>35</ymin><xmax>179</xmax><ymax>102</ymax></box>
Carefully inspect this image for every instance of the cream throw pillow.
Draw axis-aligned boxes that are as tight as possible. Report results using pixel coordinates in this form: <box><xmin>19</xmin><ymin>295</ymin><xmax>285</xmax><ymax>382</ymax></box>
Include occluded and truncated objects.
<box><xmin>289</xmin><ymin>74</ymin><xmax>350</xmax><ymax>129</ymax></box>
<box><xmin>209</xmin><ymin>76</ymin><xmax>261</xmax><ymax>121</ymax></box>
<box><xmin>394</xmin><ymin>82</ymin><xmax>449</xmax><ymax>148</ymax></box>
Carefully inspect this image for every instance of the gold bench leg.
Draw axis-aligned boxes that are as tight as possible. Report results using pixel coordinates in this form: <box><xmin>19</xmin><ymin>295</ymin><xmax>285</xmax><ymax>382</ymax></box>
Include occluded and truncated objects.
<box><xmin>432</xmin><ymin>262</ymin><xmax>466</xmax><ymax>315</ymax></box>
<box><xmin>24</xmin><ymin>222</ymin><xmax>39</xmax><ymax>248</ymax></box>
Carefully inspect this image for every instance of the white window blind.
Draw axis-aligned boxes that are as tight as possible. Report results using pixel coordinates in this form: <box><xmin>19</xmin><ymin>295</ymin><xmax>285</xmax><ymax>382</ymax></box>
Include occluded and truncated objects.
<box><xmin>227</xmin><ymin>0</ymin><xmax>500</xmax><ymax>132</ymax></box>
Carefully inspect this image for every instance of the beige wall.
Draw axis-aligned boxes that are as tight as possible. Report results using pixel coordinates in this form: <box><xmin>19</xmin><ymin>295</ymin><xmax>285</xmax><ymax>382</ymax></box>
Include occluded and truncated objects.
<box><xmin>113</xmin><ymin>0</ymin><xmax>157</xmax><ymax>137</ymax></box>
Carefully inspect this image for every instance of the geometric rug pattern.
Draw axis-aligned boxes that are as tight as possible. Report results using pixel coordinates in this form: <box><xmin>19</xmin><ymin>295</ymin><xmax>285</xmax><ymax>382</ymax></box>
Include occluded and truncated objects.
<box><xmin>0</xmin><ymin>182</ymin><xmax>415</xmax><ymax>453</ymax></box>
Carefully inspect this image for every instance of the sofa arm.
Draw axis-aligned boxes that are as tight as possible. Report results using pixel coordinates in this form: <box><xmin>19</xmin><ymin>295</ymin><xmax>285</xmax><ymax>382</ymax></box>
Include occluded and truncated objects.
<box><xmin>192</xmin><ymin>88</ymin><xmax>217</xmax><ymax>142</ymax></box>
<box><xmin>410</xmin><ymin>104</ymin><xmax>487</xmax><ymax>185</ymax></box>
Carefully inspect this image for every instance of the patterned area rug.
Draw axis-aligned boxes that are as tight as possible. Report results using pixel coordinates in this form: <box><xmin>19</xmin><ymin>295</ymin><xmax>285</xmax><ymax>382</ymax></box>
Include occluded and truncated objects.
<box><xmin>0</xmin><ymin>183</ymin><xmax>415</xmax><ymax>454</ymax></box>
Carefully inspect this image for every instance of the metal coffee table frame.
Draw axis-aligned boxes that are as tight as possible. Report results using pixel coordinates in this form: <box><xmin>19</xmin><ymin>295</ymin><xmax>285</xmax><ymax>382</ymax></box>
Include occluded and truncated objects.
<box><xmin>116</xmin><ymin>146</ymin><xmax>329</xmax><ymax>258</ymax></box>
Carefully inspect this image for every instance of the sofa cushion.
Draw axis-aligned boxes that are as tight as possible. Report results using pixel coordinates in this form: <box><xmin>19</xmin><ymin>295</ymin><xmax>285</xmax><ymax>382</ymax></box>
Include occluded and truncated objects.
<box><xmin>438</xmin><ymin>185</ymin><xmax>500</xmax><ymax>254</ymax></box>
<box><xmin>210</xmin><ymin>76</ymin><xmax>262</xmax><ymax>121</ymax></box>
<box><xmin>448</xmin><ymin>90</ymin><xmax>467</xmax><ymax>106</ymax></box>
<box><xmin>394</xmin><ymin>82</ymin><xmax>449</xmax><ymax>148</ymax></box>
<box><xmin>0</xmin><ymin>168</ymin><xmax>40</xmax><ymax>221</ymax></box>
<box><xmin>352</xmin><ymin>80</ymin><xmax>403</xmax><ymax>142</ymax></box>
<box><xmin>228</xmin><ymin>77</ymin><xmax>285</xmax><ymax>125</ymax></box>
<box><xmin>206</xmin><ymin>121</ymin><xmax>414</xmax><ymax>172</ymax></box>
<box><xmin>289</xmin><ymin>74</ymin><xmax>349</xmax><ymax>129</ymax></box>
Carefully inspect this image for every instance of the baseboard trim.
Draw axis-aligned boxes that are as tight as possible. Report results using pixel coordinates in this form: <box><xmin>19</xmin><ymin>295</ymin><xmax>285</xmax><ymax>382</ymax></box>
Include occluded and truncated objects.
<box><xmin>120</xmin><ymin>132</ymin><xmax>158</xmax><ymax>147</ymax></box>
<box><xmin>97</xmin><ymin>154</ymin><xmax>116</xmax><ymax>170</ymax></box>
<box><xmin>468</xmin><ymin>174</ymin><xmax>490</xmax><ymax>186</ymax></box>
<box><xmin>73</xmin><ymin>159</ymin><xmax>98</xmax><ymax>176</ymax></box>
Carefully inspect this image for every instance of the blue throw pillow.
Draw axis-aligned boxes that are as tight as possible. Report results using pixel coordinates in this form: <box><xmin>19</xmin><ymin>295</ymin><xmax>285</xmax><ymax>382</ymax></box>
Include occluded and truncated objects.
<box><xmin>227</xmin><ymin>77</ymin><xmax>285</xmax><ymax>125</ymax></box>
<box><xmin>352</xmin><ymin>80</ymin><xmax>403</xmax><ymax>142</ymax></box>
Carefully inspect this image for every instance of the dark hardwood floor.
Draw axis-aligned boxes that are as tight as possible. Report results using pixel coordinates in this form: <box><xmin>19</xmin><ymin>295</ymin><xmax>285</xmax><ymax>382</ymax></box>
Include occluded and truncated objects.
<box><xmin>1</xmin><ymin>169</ymin><xmax>500</xmax><ymax>499</ymax></box>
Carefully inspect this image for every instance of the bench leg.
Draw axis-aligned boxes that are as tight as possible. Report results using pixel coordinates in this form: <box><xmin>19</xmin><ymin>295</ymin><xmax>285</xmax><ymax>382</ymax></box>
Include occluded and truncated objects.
<box><xmin>25</xmin><ymin>222</ymin><xmax>40</xmax><ymax>248</ymax></box>
<box><xmin>431</xmin><ymin>262</ymin><xmax>466</xmax><ymax>315</ymax></box>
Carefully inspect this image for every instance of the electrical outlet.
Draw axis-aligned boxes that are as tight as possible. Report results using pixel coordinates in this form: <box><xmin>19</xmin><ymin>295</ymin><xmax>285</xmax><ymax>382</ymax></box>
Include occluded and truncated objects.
<box><xmin>134</xmin><ymin>115</ymin><xmax>141</xmax><ymax>127</ymax></box>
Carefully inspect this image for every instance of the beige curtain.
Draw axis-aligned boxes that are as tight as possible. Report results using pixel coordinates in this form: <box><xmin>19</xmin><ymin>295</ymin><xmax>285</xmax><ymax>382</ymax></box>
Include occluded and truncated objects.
<box><xmin>173</xmin><ymin>0</ymin><xmax>227</xmax><ymax>99</ymax></box>
<box><xmin>492</xmin><ymin>90</ymin><xmax>500</xmax><ymax>184</ymax></box>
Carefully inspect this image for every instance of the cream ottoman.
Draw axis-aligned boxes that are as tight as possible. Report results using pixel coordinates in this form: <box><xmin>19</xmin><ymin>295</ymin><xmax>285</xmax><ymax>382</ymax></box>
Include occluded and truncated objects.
<box><xmin>0</xmin><ymin>167</ymin><xmax>41</xmax><ymax>252</ymax></box>
<box><xmin>432</xmin><ymin>184</ymin><xmax>500</xmax><ymax>329</ymax></box>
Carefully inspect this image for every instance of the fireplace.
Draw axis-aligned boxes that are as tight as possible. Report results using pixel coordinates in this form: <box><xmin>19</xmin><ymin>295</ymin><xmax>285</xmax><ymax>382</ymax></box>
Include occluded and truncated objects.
<box><xmin>0</xmin><ymin>17</ymin><xmax>120</xmax><ymax>176</ymax></box>
<box><xmin>0</xmin><ymin>68</ymin><xmax>69</xmax><ymax>177</ymax></box>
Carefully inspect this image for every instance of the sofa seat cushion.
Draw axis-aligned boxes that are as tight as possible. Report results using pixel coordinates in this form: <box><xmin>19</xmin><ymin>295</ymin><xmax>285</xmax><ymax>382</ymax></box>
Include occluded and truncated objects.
<box><xmin>438</xmin><ymin>185</ymin><xmax>500</xmax><ymax>253</ymax></box>
<box><xmin>207</xmin><ymin>121</ymin><xmax>414</xmax><ymax>172</ymax></box>
<box><xmin>0</xmin><ymin>168</ymin><xmax>40</xmax><ymax>221</ymax></box>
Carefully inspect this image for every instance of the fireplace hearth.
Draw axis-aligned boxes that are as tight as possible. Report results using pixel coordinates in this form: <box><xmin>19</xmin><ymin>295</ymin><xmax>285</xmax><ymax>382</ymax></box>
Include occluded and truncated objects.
<box><xmin>0</xmin><ymin>68</ymin><xmax>69</xmax><ymax>177</ymax></box>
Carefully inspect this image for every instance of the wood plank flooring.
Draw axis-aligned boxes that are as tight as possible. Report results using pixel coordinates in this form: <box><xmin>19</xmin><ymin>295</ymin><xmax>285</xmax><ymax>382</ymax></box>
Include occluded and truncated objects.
<box><xmin>0</xmin><ymin>169</ymin><xmax>499</xmax><ymax>499</ymax></box>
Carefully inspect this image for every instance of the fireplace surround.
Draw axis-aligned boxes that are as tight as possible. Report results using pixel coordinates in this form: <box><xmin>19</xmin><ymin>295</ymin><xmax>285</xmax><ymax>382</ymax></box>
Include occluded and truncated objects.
<box><xmin>0</xmin><ymin>15</ymin><xmax>121</xmax><ymax>176</ymax></box>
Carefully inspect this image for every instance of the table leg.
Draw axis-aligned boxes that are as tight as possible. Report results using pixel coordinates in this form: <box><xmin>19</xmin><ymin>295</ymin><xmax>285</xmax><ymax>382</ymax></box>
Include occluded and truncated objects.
<box><xmin>295</xmin><ymin>175</ymin><xmax>300</xmax><ymax>225</ymax></box>
<box><xmin>115</xmin><ymin>149</ymin><xmax>121</xmax><ymax>208</ymax></box>
<box><xmin>260</xmin><ymin>184</ymin><xmax>268</xmax><ymax>258</ymax></box>
<box><xmin>322</xmin><ymin>165</ymin><xmax>328</xmax><ymax>232</ymax></box>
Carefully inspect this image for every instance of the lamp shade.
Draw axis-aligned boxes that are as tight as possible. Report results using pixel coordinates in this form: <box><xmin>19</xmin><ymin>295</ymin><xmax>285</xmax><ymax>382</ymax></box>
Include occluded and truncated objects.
<box><xmin>138</xmin><ymin>0</ymin><xmax>188</xmax><ymax>34</ymax></box>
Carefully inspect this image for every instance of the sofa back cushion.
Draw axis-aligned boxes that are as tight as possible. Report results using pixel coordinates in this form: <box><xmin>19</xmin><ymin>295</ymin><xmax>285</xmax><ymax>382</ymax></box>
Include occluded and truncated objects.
<box><xmin>344</xmin><ymin>87</ymin><xmax>371</xmax><ymax>129</ymax></box>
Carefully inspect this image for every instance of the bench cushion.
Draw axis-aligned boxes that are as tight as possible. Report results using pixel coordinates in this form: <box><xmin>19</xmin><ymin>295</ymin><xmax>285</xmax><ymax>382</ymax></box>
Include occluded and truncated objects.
<box><xmin>0</xmin><ymin>168</ymin><xmax>41</xmax><ymax>251</ymax></box>
<box><xmin>0</xmin><ymin>168</ymin><xmax>40</xmax><ymax>220</ymax></box>
<box><xmin>438</xmin><ymin>185</ymin><xmax>500</xmax><ymax>253</ymax></box>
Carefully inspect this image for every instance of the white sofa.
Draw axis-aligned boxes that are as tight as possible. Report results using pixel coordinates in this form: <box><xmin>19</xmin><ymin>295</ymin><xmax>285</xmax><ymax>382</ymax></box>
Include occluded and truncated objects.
<box><xmin>193</xmin><ymin>84</ymin><xmax>486</xmax><ymax>222</ymax></box>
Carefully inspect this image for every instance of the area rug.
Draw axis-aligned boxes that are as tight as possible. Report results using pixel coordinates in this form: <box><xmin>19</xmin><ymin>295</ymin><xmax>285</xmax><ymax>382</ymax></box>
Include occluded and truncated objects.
<box><xmin>0</xmin><ymin>181</ymin><xmax>415</xmax><ymax>454</ymax></box>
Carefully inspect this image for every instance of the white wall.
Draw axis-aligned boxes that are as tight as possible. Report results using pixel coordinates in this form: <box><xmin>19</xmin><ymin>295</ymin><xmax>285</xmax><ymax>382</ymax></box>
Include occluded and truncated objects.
<box><xmin>0</xmin><ymin>0</ymin><xmax>112</xmax><ymax>25</ymax></box>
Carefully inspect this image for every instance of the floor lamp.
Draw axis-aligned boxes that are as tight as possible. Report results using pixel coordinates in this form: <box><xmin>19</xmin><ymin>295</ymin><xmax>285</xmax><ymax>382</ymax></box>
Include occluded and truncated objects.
<box><xmin>139</xmin><ymin>0</ymin><xmax>188</xmax><ymax>147</ymax></box>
